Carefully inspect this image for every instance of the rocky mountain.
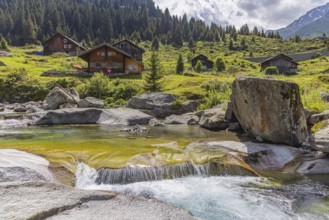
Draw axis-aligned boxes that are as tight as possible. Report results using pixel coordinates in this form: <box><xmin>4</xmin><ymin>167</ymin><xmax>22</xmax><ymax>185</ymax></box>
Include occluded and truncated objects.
<box><xmin>153</xmin><ymin>0</ymin><xmax>246</xmax><ymax>27</ymax></box>
<box><xmin>275</xmin><ymin>2</ymin><xmax>329</xmax><ymax>38</ymax></box>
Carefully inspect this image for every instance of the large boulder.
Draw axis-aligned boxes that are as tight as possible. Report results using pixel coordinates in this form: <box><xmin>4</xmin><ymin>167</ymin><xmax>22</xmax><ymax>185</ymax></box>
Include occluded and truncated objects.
<box><xmin>231</xmin><ymin>77</ymin><xmax>308</xmax><ymax>147</ymax></box>
<box><xmin>164</xmin><ymin>113</ymin><xmax>199</xmax><ymax>125</ymax></box>
<box><xmin>186</xmin><ymin>141</ymin><xmax>301</xmax><ymax>172</ymax></box>
<box><xmin>298</xmin><ymin>159</ymin><xmax>329</xmax><ymax>175</ymax></box>
<box><xmin>78</xmin><ymin>97</ymin><xmax>105</xmax><ymax>108</ymax></box>
<box><xmin>198</xmin><ymin>107</ymin><xmax>229</xmax><ymax>130</ymax></box>
<box><xmin>310</xmin><ymin>120</ymin><xmax>329</xmax><ymax>152</ymax></box>
<box><xmin>321</xmin><ymin>92</ymin><xmax>329</xmax><ymax>103</ymax></box>
<box><xmin>46</xmin><ymin>86</ymin><xmax>80</xmax><ymax>110</ymax></box>
<box><xmin>34</xmin><ymin>108</ymin><xmax>153</xmax><ymax>126</ymax></box>
<box><xmin>309</xmin><ymin>110</ymin><xmax>329</xmax><ymax>125</ymax></box>
<box><xmin>0</xmin><ymin>149</ymin><xmax>51</xmax><ymax>182</ymax></box>
<box><xmin>127</xmin><ymin>93</ymin><xmax>199</xmax><ymax>118</ymax></box>
<box><xmin>0</xmin><ymin>182</ymin><xmax>197</xmax><ymax>220</ymax></box>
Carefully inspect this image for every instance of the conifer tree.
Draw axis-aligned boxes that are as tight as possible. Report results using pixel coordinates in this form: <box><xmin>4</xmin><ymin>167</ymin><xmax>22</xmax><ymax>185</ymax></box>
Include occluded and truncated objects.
<box><xmin>229</xmin><ymin>39</ymin><xmax>234</xmax><ymax>50</ymax></box>
<box><xmin>176</xmin><ymin>54</ymin><xmax>184</xmax><ymax>74</ymax></box>
<box><xmin>151</xmin><ymin>36</ymin><xmax>160</xmax><ymax>50</ymax></box>
<box><xmin>144</xmin><ymin>52</ymin><xmax>163</xmax><ymax>92</ymax></box>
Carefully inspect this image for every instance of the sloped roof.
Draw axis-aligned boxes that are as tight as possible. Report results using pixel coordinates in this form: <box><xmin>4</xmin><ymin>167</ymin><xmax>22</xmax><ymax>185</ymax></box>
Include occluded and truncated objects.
<box><xmin>42</xmin><ymin>32</ymin><xmax>87</xmax><ymax>50</ymax></box>
<box><xmin>261</xmin><ymin>54</ymin><xmax>299</xmax><ymax>65</ymax></box>
<box><xmin>191</xmin><ymin>54</ymin><xmax>211</xmax><ymax>62</ymax></box>
<box><xmin>112</xmin><ymin>39</ymin><xmax>146</xmax><ymax>53</ymax></box>
<box><xmin>78</xmin><ymin>42</ymin><xmax>133</xmax><ymax>61</ymax></box>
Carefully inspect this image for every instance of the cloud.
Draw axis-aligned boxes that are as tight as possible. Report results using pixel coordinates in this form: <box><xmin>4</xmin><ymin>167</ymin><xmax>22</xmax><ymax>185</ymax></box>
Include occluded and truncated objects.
<box><xmin>236</xmin><ymin>0</ymin><xmax>329</xmax><ymax>29</ymax></box>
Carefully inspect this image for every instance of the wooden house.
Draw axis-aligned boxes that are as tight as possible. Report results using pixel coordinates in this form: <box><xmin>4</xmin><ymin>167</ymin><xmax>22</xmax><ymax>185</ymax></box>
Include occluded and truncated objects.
<box><xmin>112</xmin><ymin>39</ymin><xmax>145</xmax><ymax>61</ymax></box>
<box><xmin>78</xmin><ymin>43</ymin><xmax>143</xmax><ymax>74</ymax></box>
<box><xmin>261</xmin><ymin>54</ymin><xmax>299</xmax><ymax>73</ymax></box>
<box><xmin>43</xmin><ymin>32</ymin><xmax>87</xmax><ymax>56</ymax></box>
<box><xmin>191</xmin><ymin>54</ymin><xmax>214</xmax><ymax>69</ymax></box>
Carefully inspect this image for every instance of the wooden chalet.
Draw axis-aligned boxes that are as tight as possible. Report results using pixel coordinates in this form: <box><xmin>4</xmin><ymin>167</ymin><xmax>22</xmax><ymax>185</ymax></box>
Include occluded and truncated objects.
<box><xmin>43</xmin><ymin>32</ymin><xmax>87</xmax><ymax>56</ymax></box>
<box><xmin>191</xmin><ymin>54</ymin><xmax>214</xmax><ymax>70</ymax></box>
<box><xmin>112</xmin><ymin>39</ymin><xmax>145</xmax><ymax>61</ymax></box>
<box><xmin>261</xmin><ymin>54</ymin><xmax>299</xmax><ymax>73</ymax></box>
<box><xmin>78</xmin><ymin>43</ymin><xmax>144</xmax><ymax>74</ymax></box>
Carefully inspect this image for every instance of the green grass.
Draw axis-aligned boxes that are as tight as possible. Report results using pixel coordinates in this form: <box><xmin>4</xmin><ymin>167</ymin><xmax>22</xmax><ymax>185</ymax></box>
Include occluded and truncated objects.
<box><xmin>1</xmin><ymin>36</ymin><xmax>329</xmax><ymax>112</ymax></box>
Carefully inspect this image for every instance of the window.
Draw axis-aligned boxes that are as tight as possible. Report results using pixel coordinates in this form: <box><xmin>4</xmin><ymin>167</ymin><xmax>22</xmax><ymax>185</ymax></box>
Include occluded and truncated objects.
<box><xmin>96</xmin><ymin>63</ymin><xmax>102</xmax><ymax>68</ymax></box>
<box><xmin>100</xmin><ymin>52</ymin><xmax>105</xmax><ymax>56</ymax></box>
<box><xmin>63</xmin><ymin>39</ymin><xmax>67</xmax><ymax>43</ymax></box>
<box><xmin>108</xmin><ymin>52</ymin><xmax>116</xmax><ymax>56</ymax></box>
<box><xmin>68</xmin><ymin>44</ymin><xmax>72</xmax><ymax>49</ymax></box>
<box><xmin>63</xmin><ymin>44</ymin><xmax>67</xmax><ymax>49</ymax></box>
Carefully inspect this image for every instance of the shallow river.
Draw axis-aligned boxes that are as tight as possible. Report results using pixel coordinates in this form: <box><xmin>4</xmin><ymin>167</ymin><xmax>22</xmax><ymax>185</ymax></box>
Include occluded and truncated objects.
<box><xmin>0</xmin><ymin>120</ymin><xmax>329</xmax><ymax>220</ymax></box>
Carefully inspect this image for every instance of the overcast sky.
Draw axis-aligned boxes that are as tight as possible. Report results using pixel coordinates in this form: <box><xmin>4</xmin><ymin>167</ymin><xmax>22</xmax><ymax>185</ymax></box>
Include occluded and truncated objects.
<box><xmin>236</xmin><ymin>0</ymin><xmax>329</xmax><ymax>29</ymax></box>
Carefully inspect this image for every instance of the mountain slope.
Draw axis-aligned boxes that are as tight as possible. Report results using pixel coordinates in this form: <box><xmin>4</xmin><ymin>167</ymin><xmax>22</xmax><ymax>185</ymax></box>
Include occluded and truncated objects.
<box><xmin>275</xmin><ymin>2</ymin><xmax>329</xmax><ymax>38</ymax></box>
<box><xmin>153</xmin><ymin>0</ymin><xmax>245</xmax><ymax>26</ymax></box>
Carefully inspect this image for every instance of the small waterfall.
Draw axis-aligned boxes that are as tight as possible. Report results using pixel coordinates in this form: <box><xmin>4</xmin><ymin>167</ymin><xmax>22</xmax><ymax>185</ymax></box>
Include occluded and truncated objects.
<box><xmin>95</xmin><ymin>162</ymin><xmax>210</xmax><ymax>185</ymax></box>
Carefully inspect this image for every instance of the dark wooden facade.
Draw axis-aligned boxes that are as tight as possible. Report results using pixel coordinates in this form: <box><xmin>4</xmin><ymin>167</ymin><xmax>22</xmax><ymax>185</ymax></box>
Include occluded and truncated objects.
<box><xmin>79</xmin><ymin>43</ymin><xmax>143</xmax><ymax>74</ymax></box>
<box><xmin>191</xmin><ymin>54</ymin><xmax>214</xmax><ymax>69</ymax></box>
<box><xmin>261</xmin><ymin>54</ymin><xmax>299</xmax><ymax>73</ymax></box>
<box><xmin>43</xmin><ymin>33</ymin><xmax>87</xmax><ymax>56</ymax></box>
<box><xmin>112</xmin><ymin>39</ymin><xmax>145</xmax><ymax>61</ymax></box>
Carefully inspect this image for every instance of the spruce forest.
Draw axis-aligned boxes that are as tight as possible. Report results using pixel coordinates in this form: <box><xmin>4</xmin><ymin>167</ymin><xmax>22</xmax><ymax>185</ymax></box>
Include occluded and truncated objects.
<box><xmin>0</xmin><ymin>0</ymin><xmax>280</xmax><ymax>46</ymax></box>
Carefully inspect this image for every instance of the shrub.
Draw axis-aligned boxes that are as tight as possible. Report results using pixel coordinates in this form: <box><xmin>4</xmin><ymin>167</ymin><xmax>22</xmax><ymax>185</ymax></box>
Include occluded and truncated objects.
<box><xmin>227</xmin><ymin>66</ymin><xmax>240</xmax><ymax>74</ymax></box>
<box><xmin>195</xmin><ymin>60</ymin><xmax>202</xmax><ymax>73</ymax></box>
<box><xmin>264</xmin><ymin>66</ymin><xmax>279</xmax><ymax>75</ymax></box>
<box><xmin>0</xmin><ymin>72</ymin><xmax>48</xmax><ymax>102</ymax></box>
<box><xmin>172</xmin><ymin>100</ymin><xmax>183</xmax><ymax>110</ymax></box>
<box><xmin>215</xmin><ymin>57</ymin><xmax>226</xmax><ymax>72</ymax></box>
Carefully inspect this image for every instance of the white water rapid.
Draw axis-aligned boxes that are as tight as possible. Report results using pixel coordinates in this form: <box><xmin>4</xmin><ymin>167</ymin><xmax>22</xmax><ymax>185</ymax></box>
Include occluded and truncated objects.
<box><xmin>76</xmin><ymin>163</ymin><xmax>329</xmax><ymax>220</ymax></box>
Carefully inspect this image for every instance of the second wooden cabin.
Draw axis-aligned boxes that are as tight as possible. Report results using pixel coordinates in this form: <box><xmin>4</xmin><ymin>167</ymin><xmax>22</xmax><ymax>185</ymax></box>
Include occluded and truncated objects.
<box><xmin>261</xmin><ymin>54</ymin><xmax>299</xmax><ymax>73</ymax></box>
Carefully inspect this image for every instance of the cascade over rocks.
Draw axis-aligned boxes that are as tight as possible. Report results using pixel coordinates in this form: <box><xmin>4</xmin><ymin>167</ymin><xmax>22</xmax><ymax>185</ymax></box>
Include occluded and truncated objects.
<box><xmin>127</xmin><ymin>92</ymin><xmax>199</xmax><ymax>118</ymax></box>
<box><xmin>0</xmin><ymin>150</ymin><xmax>197</xmax><ymax>220</ymax></box>
<box><xmin>230</xmin><ymin>77</ymin><xmax>308</xmax><ymax>147</ymax></box>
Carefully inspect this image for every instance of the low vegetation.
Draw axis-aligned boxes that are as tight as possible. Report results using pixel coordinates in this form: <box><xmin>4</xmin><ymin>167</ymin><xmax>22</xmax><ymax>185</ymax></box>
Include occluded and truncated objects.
<box><xmin>0</xmin><ymin>36</ymin><xmax>328</xmax><ymax>112</ymax></box>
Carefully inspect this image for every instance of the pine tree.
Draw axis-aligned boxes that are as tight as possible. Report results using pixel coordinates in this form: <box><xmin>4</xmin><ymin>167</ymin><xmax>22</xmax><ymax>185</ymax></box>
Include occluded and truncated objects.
<box><xmin>215</xmin><ymin>57</ymin><xmax>225</xmax><ymax>72</ymax></box>
<box><xmin>229</xmin><ymin>39</ymin><xmax>234</xmax><ymax>51</ymax></box>
<box><xmin>151</xmin><ymin>36</ymin><xmax>160</xmax><ymax>50</ymax></box>
<box><xmin>144</xmin><ymin>52</ymin><xmax>163</xmax><ymax>92</ymax></box>
<box><xmin>240</xmin><ymin>38</ymin><xmax>247</xmax><ymax>50</ymax></box>
<box><xmin>188</xmin><ymin>37</ymin><xmax>195</xmax><ymax>48</ymax></box>
<box><xmin>176</xmin><ymin>54</ymin><xmax>184</xmax><ymax>74</ymax></box>
<box><xmin>195</xmin><ymin>60</ymin><xmax>202</xmax><ymax>73</ymax></box>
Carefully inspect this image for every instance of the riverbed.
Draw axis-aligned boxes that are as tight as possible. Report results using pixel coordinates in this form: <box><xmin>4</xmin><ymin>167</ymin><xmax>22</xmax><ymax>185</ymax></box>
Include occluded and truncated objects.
<box><xmin>1</xmin><ymin>120</ymin><xmax>329</xmax><ymax>220</ymax></box>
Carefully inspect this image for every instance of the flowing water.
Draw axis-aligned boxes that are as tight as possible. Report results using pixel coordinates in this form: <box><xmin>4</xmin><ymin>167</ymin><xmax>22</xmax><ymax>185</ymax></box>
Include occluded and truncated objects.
<box><xmin>76</xmin><ymin>163</ymin><xmax>329</xmax><ymax>220</ymax></box>
<box><xmin>1</xmin><ymin>119</ymin><xmax>329</xmax><ymax>219</ymax></box>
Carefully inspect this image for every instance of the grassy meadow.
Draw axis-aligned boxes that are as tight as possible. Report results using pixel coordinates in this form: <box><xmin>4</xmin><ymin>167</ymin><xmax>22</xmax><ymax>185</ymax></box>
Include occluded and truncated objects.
<box><xmin>0</xmin><ymin>35</ymin><xmax>328</xmax><ymax>112</ymax></box>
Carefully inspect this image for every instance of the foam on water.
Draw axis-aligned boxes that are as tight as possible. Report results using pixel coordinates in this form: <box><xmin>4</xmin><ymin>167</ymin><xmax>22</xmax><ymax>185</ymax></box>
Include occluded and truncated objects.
<box><xmin>0</xmin><ymin>119</ymin><xmax>29</xmax><ymax>129</ymax></box>
<box><xmin>76</xmin><ymin>163</ymin><xmax>329</xmax><ymax>220</ymax></box>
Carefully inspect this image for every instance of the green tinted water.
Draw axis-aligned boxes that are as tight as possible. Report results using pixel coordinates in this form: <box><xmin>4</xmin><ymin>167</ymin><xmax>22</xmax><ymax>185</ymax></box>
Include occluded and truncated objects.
<box><xmin>0</xmin><ymin>124</ymin><xmax>241</xmax><ymax>172</ymax></box>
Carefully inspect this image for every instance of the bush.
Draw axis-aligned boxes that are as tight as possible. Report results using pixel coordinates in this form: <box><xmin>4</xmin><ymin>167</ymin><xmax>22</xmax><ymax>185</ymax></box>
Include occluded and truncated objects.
<box><xmin>195</xmin><ymin>60</ymin><xmax>202</xmax><ymax>73</ymax></box>
<box><xmin>77</xmin><ymin>75</ymin><xmax>141</xmax><ymax>105</ymax></box>
<box><xmin>0</xmin><ymin>72</ymin><xmax>48</xmax><ymax>103</ymax></box>
<box><xmin>215</xmin><ymin>57</ymin><xmax>226</xmax><ymax>72</ymax></box>
<box><xmin>264</xmin><ymin>66</ymin><xmax>279</xmax><ymax>75</ymax></box>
